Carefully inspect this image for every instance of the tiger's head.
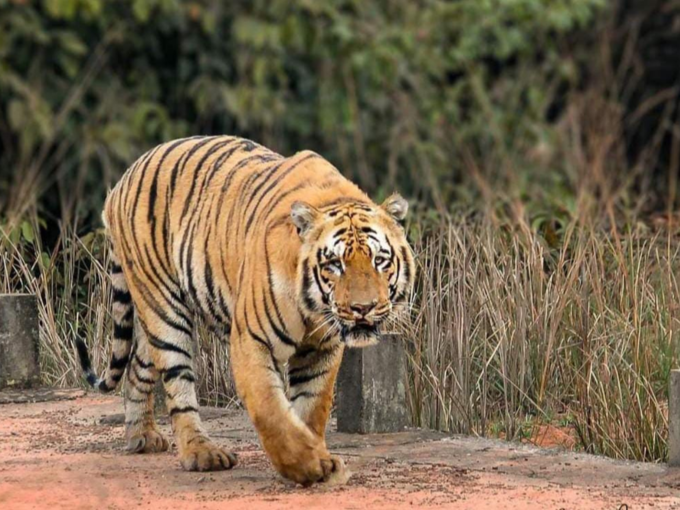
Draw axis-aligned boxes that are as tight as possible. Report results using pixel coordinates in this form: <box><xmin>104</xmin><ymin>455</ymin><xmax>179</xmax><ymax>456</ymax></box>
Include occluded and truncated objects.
<box><xmin>292</xmin><ymin>194</ymin><xmax>415</xmax><ymax>348</ymax></box>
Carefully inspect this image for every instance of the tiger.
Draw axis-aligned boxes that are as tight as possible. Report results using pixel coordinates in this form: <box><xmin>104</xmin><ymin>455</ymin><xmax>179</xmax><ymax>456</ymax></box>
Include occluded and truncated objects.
<box><xmin>75</xmin><ymin>135</ymin><xmax>415</xmax><ymax>486</ymax></box>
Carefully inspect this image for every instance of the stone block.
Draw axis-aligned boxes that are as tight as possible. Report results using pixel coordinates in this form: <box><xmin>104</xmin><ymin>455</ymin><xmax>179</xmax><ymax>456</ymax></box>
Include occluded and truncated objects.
<box><xmin>336</xmin><ymin>334</ymin><xmax>409</xmax><ymax>433</ymax></box>
<box><xmin>0</xmin><ymin>294</ymin><xmax>40</xmax><ymax>389</ymax></box>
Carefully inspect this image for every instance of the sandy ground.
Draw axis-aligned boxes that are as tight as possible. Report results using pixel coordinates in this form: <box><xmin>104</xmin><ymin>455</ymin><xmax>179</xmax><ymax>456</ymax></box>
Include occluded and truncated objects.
<box><xmin>1</xmin><ymin>389</ymin><xmax>679</xmax><ymax>509</ymax></box>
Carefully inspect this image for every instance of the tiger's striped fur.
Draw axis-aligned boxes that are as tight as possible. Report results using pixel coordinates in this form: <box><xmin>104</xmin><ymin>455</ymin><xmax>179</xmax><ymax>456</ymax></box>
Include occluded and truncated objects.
<box><xmin>76</xmin><ymin>135</ymin><xmax>415</xmax><ymax>485</ymax></box>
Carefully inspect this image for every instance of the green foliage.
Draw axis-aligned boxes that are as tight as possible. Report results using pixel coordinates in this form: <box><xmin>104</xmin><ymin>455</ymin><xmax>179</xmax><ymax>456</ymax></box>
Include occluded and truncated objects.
<box><xmin>0</xmin><ymin>0</ymin><xmax>605</xmax><ymax>221</ymax></box>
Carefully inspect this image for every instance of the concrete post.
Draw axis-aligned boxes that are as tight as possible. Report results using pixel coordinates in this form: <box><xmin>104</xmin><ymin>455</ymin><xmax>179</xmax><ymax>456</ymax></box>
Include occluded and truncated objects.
<box><xmin>669</xmin><ymin>370</ymin><xmax>680</xmax><ymax>466</ymax></box>
<box><xmin>0</xmin><ymin>294</ymin><xmax>40</xmax><ymax>389</ymax></box>
<box><xmin>336</xmin><ymin>334</ymin><xmax>409</xmax><ymax>433</ymax></box>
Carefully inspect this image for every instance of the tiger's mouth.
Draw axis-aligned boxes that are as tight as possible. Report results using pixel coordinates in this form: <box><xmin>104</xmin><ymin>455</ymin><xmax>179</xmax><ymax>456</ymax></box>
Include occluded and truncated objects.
<box><xmin>339</xmin><ymin>321</ymin><xmax>381</xmax><ymax>348</ymax></box>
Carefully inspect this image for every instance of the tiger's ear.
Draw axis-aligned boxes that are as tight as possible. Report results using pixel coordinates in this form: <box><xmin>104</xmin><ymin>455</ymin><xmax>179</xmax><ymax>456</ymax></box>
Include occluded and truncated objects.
<box><xmin>291</xmin><ymin>201</ymin><xmax>320</xmax><ymax>236</ymax></box>
<box><xmin>380</xmin><ymin>193</ymin><xmax>408</xmax><ymax>221</ymax></box>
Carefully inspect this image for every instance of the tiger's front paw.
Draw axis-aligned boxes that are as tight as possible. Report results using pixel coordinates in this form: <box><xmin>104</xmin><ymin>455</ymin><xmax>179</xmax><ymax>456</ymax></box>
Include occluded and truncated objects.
<box><xmin>282</xmin><ymin>453</ymin><xmax>345</xmax><ymax>487</ymax></box>
<box><xmin>273</xmin><ymin>444</ymin><xmax>346</xmax><ymax>487</ymax></box>
<box><xmin>179</xmin><ymin>436</ymin><xmax>238</xmax><ymax>472</ymax></box>
<box><xmin>323</xmin><ymin>455</ymin><xmax>350</xmax><ymax>485</ymax></box>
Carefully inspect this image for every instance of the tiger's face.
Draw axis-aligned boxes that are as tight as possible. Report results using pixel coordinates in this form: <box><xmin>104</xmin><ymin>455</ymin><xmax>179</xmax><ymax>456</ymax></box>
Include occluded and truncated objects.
<box><xmin>292</xmin><ymin>194</ymin><xmax>414</xmax><ymax>347</ymax></box>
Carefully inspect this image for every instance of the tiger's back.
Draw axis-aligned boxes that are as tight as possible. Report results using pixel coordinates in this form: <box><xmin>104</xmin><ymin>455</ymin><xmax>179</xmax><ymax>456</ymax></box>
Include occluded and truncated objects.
<box><xmin>104</xmin><ymin>136</ymin><xmax>365</xmax><ymax>330</ymax></box>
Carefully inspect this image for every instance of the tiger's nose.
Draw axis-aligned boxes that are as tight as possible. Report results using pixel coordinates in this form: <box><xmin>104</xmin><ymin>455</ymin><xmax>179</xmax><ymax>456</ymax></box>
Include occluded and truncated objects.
<box><xmin>349</xmin><ymin>299</ymin><xmax>378</xmax><ymax>317</ymax></box>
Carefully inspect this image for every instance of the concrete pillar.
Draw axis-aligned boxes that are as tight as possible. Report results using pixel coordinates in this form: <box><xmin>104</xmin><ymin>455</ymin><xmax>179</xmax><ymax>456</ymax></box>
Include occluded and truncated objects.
<box><xmin>669</xmin><ymin>370</ymin><xmax>680</xmax><ymax>466</ymax></box>
<box><xmin>0</xmin><ymin>294</ymin><xmax>40</xmax><ymax>389</ymax></box>
<box><xmin>336</xmin><ymin>334</ymin><xmax>409</xmax><ymax>433</ymax></box>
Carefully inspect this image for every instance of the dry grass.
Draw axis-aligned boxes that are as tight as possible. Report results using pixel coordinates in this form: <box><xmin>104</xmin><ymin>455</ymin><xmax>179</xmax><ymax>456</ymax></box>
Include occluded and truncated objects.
<box><xmin>406</xmin><ymin>215</ymin><xmax>678</xmax><ymax>461</ymax></box>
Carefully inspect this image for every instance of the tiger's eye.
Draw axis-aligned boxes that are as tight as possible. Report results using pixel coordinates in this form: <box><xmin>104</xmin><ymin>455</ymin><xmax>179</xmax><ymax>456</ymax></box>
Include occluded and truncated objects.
<box><xmin>374</xmin><ymin>256</ymin><xmax>388</xmax><ymax>266</ymax></box>
<box><xmin>323</xmin><ymin>260</ymin><xmax>343</xmax><ymax>273</ymax></box>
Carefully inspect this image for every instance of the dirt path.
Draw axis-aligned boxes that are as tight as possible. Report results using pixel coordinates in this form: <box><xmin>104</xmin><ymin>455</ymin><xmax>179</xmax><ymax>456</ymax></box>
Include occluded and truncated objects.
<box><xmin>1</xmin><ymin>390</ymin><xmax>679</xmax><ymax>509</ymax></box>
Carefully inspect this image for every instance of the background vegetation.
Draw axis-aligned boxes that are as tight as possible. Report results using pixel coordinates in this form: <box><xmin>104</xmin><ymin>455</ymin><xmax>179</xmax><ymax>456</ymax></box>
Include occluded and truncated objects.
<box><xmin>2</xmin><ymin>0</ymin><xmax>680</xmax><ymax>463</ymax></box>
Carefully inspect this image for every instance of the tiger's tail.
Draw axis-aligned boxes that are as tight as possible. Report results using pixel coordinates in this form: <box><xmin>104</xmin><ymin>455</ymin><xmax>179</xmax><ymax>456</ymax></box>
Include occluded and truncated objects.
<box><xmin>75</xmin><ymin>249</ymin><xmax>134</xmax><ymax>393</ymax></box>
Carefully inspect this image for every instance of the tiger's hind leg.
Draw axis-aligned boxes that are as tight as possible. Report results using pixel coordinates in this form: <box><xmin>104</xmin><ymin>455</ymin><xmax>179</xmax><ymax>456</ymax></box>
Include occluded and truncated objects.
<box><xmin>124</xmin><ymin>321</ymin><xmax>170</xmax><ymax>454</ymax></box>
<box><xmin>136</xmin><ymin>306</ymin><xmax>237</xmax><ymax>471</ymax></box>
